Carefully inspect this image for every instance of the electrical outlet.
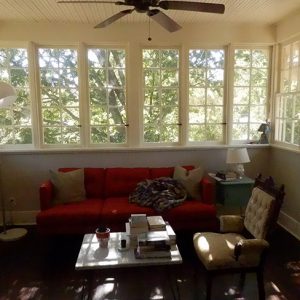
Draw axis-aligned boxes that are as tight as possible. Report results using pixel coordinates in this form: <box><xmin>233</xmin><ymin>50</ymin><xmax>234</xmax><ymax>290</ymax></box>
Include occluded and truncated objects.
<box><xmin>9</xmin><ymin>197</ymin><xmax>16</xmax><ymax>207</ymax></box>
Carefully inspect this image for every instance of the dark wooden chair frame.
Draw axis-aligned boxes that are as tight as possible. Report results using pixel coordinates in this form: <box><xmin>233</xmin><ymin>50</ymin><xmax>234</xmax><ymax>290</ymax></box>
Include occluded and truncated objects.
<box><xmin>199</xmin><ymin>174</ymin><xmax>285</xmax><ymax>300</ymax></box>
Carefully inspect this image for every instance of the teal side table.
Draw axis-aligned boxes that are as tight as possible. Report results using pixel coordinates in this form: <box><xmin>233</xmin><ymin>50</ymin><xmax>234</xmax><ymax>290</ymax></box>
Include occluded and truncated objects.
<box><xmin>214</xmin><ymin>176</ymin><xmax>255</xmax><ymax>215</ymax></box>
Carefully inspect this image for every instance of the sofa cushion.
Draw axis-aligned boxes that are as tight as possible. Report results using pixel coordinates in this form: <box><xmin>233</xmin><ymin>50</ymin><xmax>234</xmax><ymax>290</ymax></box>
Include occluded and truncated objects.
<box><xmin>59</xmin><ymin>168</ymin><xmax>106</xmax><ymax>198</ymax></box>
<box><xmin>101</xmin><ymin>197</ymin><xmax>155</xmax><ymax>227</ymax></box>
<box><xmin>36</xmin><ymin>199</ymin><xmax>104</xmax><ymax>229</ymax></box>
<box><xmin>162</xmin><ymin>200</ymin><xmax>216</xmax><ymax>223</ymax></box>
<box><xmin>50</xmin><ymin>169</ymin><xmax>86</xmax><ymax>204</ymax></box>
<box><xmin>105</xmin><ymin>168</ymin><xmax>150</xmax><ymax>197</ymax></box>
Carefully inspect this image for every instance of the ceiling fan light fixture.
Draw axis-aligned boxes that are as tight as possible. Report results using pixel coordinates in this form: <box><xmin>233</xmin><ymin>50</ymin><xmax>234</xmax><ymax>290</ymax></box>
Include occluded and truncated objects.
<box><xmin>58</xmin><ymin>0</ymin><xmax>225</xmax><ymax>32</ymax></box>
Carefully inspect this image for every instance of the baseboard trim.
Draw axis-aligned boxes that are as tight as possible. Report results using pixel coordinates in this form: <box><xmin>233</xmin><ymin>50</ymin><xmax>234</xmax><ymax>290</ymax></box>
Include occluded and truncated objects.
<box><xmin>0</xmin><ymin>210</ymin><xmax>38</xmax><ymax>226</ymax></box>
<box><xmin>278</xmin><ymin>211</ymin><xmax>300</xmax><ymax>241</ymax></box>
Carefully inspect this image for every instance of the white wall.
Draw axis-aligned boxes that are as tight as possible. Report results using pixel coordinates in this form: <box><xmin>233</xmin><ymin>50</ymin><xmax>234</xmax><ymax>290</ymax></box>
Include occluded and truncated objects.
<box><xmin>273</xmin><ymin>11</ymin><xmax>300</xmax><ymax>239</ymax></box>
<box><xmin>0</xmin><ymin>21</ymin><xmax>275</xmax><ymax>44</ymax></box>
<box><xmin>268</xmin><ymin>147</ymin><xmax>300</xmax><ymax>239</ymax></box>
<box><xmin>276</xmin><ymin>10</ymin><xmax>300</xmax><ymax>42</ymax></box>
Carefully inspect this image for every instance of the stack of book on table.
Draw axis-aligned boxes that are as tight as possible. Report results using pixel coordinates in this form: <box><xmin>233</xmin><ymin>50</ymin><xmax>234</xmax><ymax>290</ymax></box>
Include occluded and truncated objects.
<box><xmin>135</xmin><ymin>230</ymin><xmax>171</xmax><ymax>259</ymax></box>
<box><xmin>127</xmin><ymin>214</ymin><xmax>149</xmax><ymax>235</ymax></box>
<box><xmin>147</xmin><ymin>215</ymin><xmax>166</xmax><ymax>231</ymax></box>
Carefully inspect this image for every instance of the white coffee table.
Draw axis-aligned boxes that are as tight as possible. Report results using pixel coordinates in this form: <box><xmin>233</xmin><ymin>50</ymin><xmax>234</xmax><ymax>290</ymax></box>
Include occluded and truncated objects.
<box><xmin>76</xmin><ymin>232</ymin><xmax>182</xmax><ymax>270</ymax></box>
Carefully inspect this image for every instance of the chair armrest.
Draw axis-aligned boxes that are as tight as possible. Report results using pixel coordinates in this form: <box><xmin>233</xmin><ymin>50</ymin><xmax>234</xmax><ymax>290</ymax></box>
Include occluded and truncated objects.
<box><xmin>219</xmin><ymin>215</ymin><xmax>244</xmax><ymax>233</ymax></box>
<box><xmin>39</xmin><ymin>180</ymin><xmax>54</xmax><ymax>210</ymax></box>
<box><xmin>234</xmin><ymin>239</ymin><xmax>269</xmax><ymax>266</ymax></box>
<box><xmin>200</xmin><ymin>176</ymin><xmax>214</xmax><ymax>204</ymax></box>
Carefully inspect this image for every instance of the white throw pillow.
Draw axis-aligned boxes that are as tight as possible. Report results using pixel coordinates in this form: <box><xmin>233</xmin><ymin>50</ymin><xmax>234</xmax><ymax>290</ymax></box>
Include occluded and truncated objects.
<box><xmin>50</xmin><ymin>169</ymin><xmax>86</xmax><ymax>204</ymax></box>
<box><xmin>173</xmin><ymin>166</ymin><xmax>204</xmax><ymax>199</ymax></box>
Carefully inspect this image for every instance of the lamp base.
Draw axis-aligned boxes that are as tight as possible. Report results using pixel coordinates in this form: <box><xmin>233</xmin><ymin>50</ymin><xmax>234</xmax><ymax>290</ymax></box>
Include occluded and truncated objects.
<box><xmin>0</xmin><ymin>228</ymin><xmax>27</xmax><ymax>242</ymax></box>
<box><xmin>235</xmin><ymin>163</ymin><xmax>245</xmax><ymax>179</ymax></box>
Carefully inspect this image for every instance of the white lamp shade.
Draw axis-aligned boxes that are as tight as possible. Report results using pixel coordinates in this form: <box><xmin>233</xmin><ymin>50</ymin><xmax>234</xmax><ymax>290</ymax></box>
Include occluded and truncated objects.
<box><xmin>226</xmin><ymin>148</ymin><xmax>250</xmax><ymax>164</ymax></box>
<box><xmin>0</xmin><ymin>82</ymin><xmax>17</xmax><ymax>108</ymax></box>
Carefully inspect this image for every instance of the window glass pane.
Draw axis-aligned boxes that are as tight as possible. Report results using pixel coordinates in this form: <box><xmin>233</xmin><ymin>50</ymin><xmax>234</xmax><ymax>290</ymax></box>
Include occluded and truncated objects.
<box><xmin>143</xmin><ymin>48</ymin><xmax>179</xmax><ymax>143</ymax></box>
<box><xmin>188</xmin><ymin>49</ymin><xmax>224</xmax><ymax>142</ymax></box>
<box><xmin>39</xmin><ymin>48</ymin><xmax>79</xmax><ymax>146</ymax></box>
<box><xmin>276</xmin><ymin>41</ymin><xmax>300</xmax><ymax>146</ymax></box>
<box><xmin>0</xmin><ymin>48</ymin><xmax>32</xmax><ymax>145</ymax></box>
<box><xmin>233</xmin><ymin>48</ymin><xmax>269</xmax><ymax>142</ymax></box>
<box><xmin>88</xmin><ymin>48</ymin><xmax>127</xmax><ymax>145</ymax></box>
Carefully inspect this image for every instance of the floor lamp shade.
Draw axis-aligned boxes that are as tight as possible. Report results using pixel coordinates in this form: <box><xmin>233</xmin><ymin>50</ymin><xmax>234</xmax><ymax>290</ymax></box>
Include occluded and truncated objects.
<box><xmin>226</xmin><ymin>148</ymin><xmax>250</xmax><ymax>178</ymax></box>
<box><xmin>0</xmin><ymin>81</ymin><xmax>27</xmax><ymax>241</ymax></box>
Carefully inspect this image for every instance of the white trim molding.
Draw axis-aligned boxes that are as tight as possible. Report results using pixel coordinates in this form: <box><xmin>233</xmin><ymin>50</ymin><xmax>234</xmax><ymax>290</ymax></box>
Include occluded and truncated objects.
<box><xmin>0</xmin><ymin>210</ymin><xmax>38</xmax><ymax>226</ymax></box>
<box><xmin>278</xmin><ymin>210</ymin><xmax>300</xmax><ymax>241</ymax></box>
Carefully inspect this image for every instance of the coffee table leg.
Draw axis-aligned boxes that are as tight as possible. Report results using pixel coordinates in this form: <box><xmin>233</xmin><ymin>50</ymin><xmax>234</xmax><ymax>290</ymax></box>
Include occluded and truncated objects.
<box><xmin>165</xmin><ymin>265</ymin><xmax>180</xmax><ymax>300</ymax></box>
<box><xmin>81</xmin><ymin>270</ymin><xmax>94</xmax><ymax>300</ymax></box>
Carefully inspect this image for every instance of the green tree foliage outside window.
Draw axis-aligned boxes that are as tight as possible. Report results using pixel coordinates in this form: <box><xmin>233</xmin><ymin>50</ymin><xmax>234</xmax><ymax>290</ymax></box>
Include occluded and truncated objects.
<box><xmin>0</xmin><ymin>48</ymin><xmax>32</xmax><ymax>145</ymax></box>
<box><xmin>39</xmin><ymin>48</ymin><xmax>80</xmax><ymax>145</ymax></box>
<box><xmin>233</xmin><ymin>48</ymin><xmax>269</xmax><ymax>141</ymax></box>
<box><xmin>188</xmin><ymin>49</ymin><xmax>224</xmax><ymax>142</ymax></box>
<box><xmin>276</xmin><ymin>41</ymin><xmax>300</xmax><ymax>146</ymax></box>
<box><xmin>88</xmin><ymin>48</ymin><xmax>127</xmax><ymax>144</ymax></box>
<box><xmin>143</xmin><ymin>49</ymin><xmax>179</xmax><ymax>143</ymax></box>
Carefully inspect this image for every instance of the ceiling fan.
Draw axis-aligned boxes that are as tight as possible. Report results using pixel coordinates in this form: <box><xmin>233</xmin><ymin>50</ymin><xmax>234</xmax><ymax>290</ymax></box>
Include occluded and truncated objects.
<box><xmin>57</xmin><ymin>0</ymin><xmax>225</xmax><ymax>32</ymax></box>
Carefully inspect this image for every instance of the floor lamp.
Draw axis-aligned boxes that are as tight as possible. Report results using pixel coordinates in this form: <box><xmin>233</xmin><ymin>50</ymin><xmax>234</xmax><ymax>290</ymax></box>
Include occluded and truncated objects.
<box><xmin>0</xmin><ymin>81</ymin><xmax>27</xmax><ymax>241</ymax></box>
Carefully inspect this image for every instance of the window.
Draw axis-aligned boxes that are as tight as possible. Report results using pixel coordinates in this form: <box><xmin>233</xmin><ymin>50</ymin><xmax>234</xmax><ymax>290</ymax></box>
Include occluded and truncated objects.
<box><xmin>188</xmin><ymin>49</ymin><xmax>224</xmax><ymax>142</ymax></box>
<box><xmin>232</xmin><ymin>48</ymin><xmax>270</xmax><ymax>142</ymax></box>
<box><xmin>88</xmin><ymin>48</ymin><xmax>127</xmax><ymax>144</ymax></box>
<box><xmin>275</xmin><ymin>42</ymin><xmax>300</xmax><ymax>146</ymax></box>
<box><xmin>0</xmin><ymin>48</ymin><xmax>32</xmax><ymax>145</ymax></box>
<box><xmin>38</xmin><ymin>48</ymin><xmax>80</xmax><ymax>145</ymax></box>
<box><xmin>143</xmin><ymin>49</ymin><xmax>180</xmax><ymax>143</ymax></box>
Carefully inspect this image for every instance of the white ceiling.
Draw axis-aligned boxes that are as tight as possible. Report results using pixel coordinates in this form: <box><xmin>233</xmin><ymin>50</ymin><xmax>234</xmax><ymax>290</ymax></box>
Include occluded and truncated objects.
<box><xmin>0</xmin><ymin>0</ymin><xmax>299</xmax><ymax>27</ymax></box>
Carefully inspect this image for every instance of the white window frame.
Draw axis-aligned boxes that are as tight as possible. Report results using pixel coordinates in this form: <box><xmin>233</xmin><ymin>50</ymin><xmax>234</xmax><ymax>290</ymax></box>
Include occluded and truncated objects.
<box><xmin>141</xmin><ymin>46</ymin><xmax>181</xmax><ymax>146</ymax></box>
<box><xmin>187</xmin><ymin>47</ymin><xmax>226</xmax><ymax>145</ymax></box>
<box><xmin>230</xmin><ymin>45</ymin><xmax>272</xmax><ymax>144</ymax></box>
<box><xmin>0</xmin><ymin>43</ymin><xmax>35</xmax><ymax>150</ymax></box>
<box><xmin>274</xmin><ymin>39</ymin><xmax>300</xmax><ymax>149</ymax></box>
<box><xmin>86</xmin><ymin>46</ymin><xmax>128</xmax><ymax>146</ymax></box>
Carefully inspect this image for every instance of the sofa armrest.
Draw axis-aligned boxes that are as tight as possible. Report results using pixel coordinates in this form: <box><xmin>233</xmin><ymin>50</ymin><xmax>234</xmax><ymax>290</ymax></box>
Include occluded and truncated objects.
<box><xmin>200</xmin><ymin>176</ymin><xmax>214</xmax><ymax>204</ymax></box>
<box><xmin>40</xmin><ymin>180</ymin><xmax>54</xmax><ymax>210</ymax></box>
<box><xmin>219</xmin><ymin>215</ymin><xmax>244</xmax><ymax>233</ymax></box>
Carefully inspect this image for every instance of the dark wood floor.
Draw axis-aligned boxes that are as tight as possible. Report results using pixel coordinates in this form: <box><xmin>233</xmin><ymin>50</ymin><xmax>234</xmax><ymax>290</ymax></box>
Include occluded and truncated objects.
<box><xmin>0</xmin><ymin>225</ymin><xmax>299</xmax><ymax>300</ymax></box>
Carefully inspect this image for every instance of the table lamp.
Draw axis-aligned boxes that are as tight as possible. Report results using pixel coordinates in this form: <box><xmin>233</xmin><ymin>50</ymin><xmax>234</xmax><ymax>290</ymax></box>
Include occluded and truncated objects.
<box><xmin>0</xmin><ymin>81</ymin><xmax>28</xmax><ymax>241</ymax></box>
<box><xmin>226</xmin><ymin>148</ymin><xmax>250</xmax><ymax>179</ymax></box>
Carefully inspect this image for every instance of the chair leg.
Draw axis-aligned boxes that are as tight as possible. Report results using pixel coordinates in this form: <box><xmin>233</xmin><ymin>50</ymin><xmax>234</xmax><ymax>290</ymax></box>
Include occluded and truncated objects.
<box><xmin>205</xmin><ymin>273</ymin><xmax>212</xmax><ymax>300</ymax></box>
<box><xmin>239</xmin><ymin>272</ymin><xmax>246</xmax><ymax>290</ymax></box>
<box><xmin>256</xmin><ymin>270</ymin><xmax>265</xmax><ymax>300</ymax></box>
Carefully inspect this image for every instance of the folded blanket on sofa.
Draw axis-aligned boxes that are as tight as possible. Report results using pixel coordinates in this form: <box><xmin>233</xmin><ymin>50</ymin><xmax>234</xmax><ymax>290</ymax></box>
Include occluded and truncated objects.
<box><xmin>129</xmin><ymin>177</ymin><xmax>187</xmax><ymax>212</ymax></box>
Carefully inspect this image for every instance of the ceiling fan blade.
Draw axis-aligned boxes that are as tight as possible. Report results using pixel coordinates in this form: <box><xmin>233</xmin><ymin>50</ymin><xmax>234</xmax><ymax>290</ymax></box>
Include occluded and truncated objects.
<box><xmin>147</xmin><ymin>9</ymin><xmax>181</xmax><ymax>33</ymax></box>
<box><xmin>57</xmin><ymin>1</ymin><xmax>126</xmax><ymax>5</ymax></box>
<box><xmin>158</xmin><ymin>1</ymin><xmax>225</xmax><ymax>14</ymax></box>
<box><xmin>94</xmin><ymin>9</ymin><xmax>134</xmax><ymax>28</ymax></box>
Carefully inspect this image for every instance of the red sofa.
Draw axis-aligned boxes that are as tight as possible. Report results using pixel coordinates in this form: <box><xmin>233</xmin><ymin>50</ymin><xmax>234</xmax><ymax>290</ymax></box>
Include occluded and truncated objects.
<box><xmin>36</xmin><ymin>166</ymin><xmax>217</xmax><ymax>235</ymax></box>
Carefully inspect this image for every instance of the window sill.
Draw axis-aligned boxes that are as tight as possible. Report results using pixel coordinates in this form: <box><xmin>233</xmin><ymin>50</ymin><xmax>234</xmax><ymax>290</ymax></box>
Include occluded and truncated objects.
<box><xmin>0</xmin><ymin>143</ymin><xmax>271</xmax><ymax>155</ymax></box>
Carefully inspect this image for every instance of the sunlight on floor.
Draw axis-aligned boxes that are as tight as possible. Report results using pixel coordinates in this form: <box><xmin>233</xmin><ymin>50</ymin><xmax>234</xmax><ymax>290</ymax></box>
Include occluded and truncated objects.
<box><xmin>150</xmin><ymin>286</ymin><xmax>164</xmax><ymax>300</ymax></box>
<box><xmin>93</xmin><ymin>277</ymin><xmax>116</xmax><ymax>300</ymax></box>
<box><xmin>224</xmin><ymin>286</ymin><xmax>245</xmax><ymax>299</ymax></box>
<box><xmin>18</xmin><ymin>286</ymin><xmax>39</xmax><ymax>300</ymax></box>
<box><xmin>266</xmin><ymin>281</ymin><xmax>288</xmax><ymax>300</ymax></box>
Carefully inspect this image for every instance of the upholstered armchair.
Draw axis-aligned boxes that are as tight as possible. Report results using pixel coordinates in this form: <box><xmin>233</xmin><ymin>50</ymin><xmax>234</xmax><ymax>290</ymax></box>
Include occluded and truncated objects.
<box><xmin>193</xmin><ymin>174</ymin><xmax>285</xmax><ymax>300</ymax></box>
